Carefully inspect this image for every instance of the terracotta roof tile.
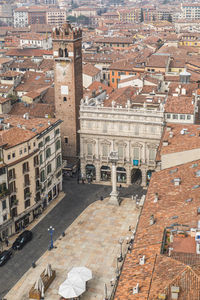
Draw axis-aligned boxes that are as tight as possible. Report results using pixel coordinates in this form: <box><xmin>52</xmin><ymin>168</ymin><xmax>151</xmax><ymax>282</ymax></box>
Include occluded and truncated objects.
<box><xmin>164</xmin><ymin>95</ymin><xmax>194</xmax><ymax>114</ymax></box>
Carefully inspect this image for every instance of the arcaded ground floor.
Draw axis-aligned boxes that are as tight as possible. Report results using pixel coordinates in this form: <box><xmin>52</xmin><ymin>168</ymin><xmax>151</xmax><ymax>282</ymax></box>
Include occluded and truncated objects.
<box><xmin>80</xmin><ymin>160</ymin><xmax>155</xmax><ymax>187</ymax></box>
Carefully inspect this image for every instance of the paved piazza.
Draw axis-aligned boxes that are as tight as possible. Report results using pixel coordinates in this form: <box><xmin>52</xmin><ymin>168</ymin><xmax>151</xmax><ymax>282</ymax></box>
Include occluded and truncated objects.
<box><xmin>5</xmin><ymin>197</ymin><xmax>141</xmax><ymax>300</ymax></box>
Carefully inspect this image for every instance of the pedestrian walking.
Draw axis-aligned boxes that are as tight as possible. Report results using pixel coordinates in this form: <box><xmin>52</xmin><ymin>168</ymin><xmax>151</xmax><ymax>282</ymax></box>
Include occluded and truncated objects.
<box><xmin>5</xmin><ymin>237</ymin><xmax>9</xmax><ymax>247</ymax></box>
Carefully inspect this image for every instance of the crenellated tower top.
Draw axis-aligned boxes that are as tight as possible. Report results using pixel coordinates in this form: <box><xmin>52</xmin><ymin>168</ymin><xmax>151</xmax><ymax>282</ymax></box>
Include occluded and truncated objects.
<box><xmin>52</xmin><ymin>21</ymin><xmax>82</xmax><ymax>41</ymax></box>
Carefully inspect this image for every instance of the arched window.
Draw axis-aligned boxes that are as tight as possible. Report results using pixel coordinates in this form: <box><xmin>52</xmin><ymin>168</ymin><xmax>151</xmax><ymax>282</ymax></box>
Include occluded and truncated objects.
<box><xmin>56</xmin><ymin>28</ymin><xmax>59</xmax><ymax>35</ymax></box>
<box><xmin>64</xmin><ymin>48</ymin><xmax>68</xmax><ymax>57</ymax></box>
<box><xmin>59</xmin><ymin>48</ymin><xmax>63</xmax><ymax>57</ymax></box>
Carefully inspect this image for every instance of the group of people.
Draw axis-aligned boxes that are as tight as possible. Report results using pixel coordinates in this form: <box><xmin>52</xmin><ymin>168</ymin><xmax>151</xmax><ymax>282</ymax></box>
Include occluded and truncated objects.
<box><xmin>0</xmin><ymin>236</ymin><xmax>9</xmax><ymax>249</ymax></box>
<box><xmin>77</xmin><ymin>173</ymin><xmax>93</xmax><ymax>184</ymax></box>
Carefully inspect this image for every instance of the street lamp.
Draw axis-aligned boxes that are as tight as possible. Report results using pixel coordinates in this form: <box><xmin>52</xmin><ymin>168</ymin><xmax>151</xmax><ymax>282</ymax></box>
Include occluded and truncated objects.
<box><xmin>116</xmin><ymin>258</ymin><xmax>120</xmax><ymax>279</ymax></box>
<box><xmin>118</xmin><ymin>237</ymin><xmax>124</xmax><ymax>262</ymax></box>
<box><xmin>48</xmin><ymin>226</ymin><xmax>55</xmax><ymax>250</ymax></box>
<box><xmin>104</xmin><ymin>283</ymin><xmax>108</xmax><ymax>300</ymax></box>
<box><xmin>110</xmin><ymin>278</ymin><xmax>115</xmax><ymax>287</ymax></box>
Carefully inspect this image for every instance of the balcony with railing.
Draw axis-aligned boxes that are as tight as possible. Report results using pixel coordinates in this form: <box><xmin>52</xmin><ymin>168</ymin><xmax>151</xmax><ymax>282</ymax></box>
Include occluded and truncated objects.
<box><xmin>24</xmin><ymin>192</ymin><xmax>31</xmax><ymax>200</ymax></box>
<box><xmin>100</xmin><ymin>155</ymin><xmax>109</xmax><ymax>163</ymax></box>
<box><xmin>34</xmin><ymin>156</ymin><xmax>39</xmax><ymax>167</ymax></box>
<box><xmin>9</xmin><ymin>187</ymin><xmax>17</xmax><ymax>196</ymax></box>
<box><xmin>8</xmin><ymin>174</ymin><xmax>16</xmax><ymax>181</ymax></box>
<box><xmin>0</xmin><ymin>188</ymin><xmax>9</xmax><ymax>199</ymax></box>
<box><xmin>36</xmin><ymin>183</ymin><xmax>41</xmax><ymax>191</ymax></box>
<box><xmin>23</xmin><ymin>167</ymin><xmax>30</xmax><ymax>174</ymax></box>
<box><xmin>10</xmin><ymin>198</ymin><xmax>19</xmax><ymax>209</ymax></box>
<box><xmin>86</xmin><ymin>154</ymin><xmax>95</xmax><ymax>161</ymax></box>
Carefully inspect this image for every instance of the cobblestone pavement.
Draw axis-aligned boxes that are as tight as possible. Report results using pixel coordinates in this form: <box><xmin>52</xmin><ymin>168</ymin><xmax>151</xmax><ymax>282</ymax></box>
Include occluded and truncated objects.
<box><xmin>5</xmin><ymin>196</ymin><xmax>141</xmax><ymax>300</ymax></box>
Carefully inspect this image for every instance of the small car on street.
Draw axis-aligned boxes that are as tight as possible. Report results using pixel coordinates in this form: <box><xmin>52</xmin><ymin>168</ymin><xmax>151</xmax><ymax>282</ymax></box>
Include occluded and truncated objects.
<box><xmin>12</xmin><ymin>230</ymin><xmax>33</xmax><ymax>250</ymax></box>
<box><xmin>0</xmin><ymin>250</ymin><xmax>12</xmax><ymax>266</ymax></box>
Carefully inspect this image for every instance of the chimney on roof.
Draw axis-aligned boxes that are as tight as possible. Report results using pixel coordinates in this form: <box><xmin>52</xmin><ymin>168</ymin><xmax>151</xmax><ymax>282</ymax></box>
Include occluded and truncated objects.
<box><xmin>171</xmin><ymin>286</ymin><xmax>180</xmax><ymax>300</ymax></box>
<box><xmin>169</xmin><ymin>131</ymin><xmax>173</xmax><ymax>138</ymax></box>
<box><xmin>150</xmin><ymin>214</ymin><xmax>155</xmax><ymax>226</ymax></box>
<box><xmin>133</xmin><ymin>283</ymin><xmax>139</xmax><ymax>294</ymax></box>
<box><xmin>181</xmin><ymin>88</ymin><xmax>186</xmax><ymax>95</ymax></box>
<box><xmin>154</xmin><ymin>193</ymin><xmax>158</xmax><ymax>203</ymax></box>
<box><xmin>173</xmin><ymin>178</ymin><xmax>181</xmax><ymax>186</ymax></box>
<box><xmin>168</xmin><ymin>247</ymin><xmax>173</xmax><ymax>257</ymax></box>
<box><xmin>180</xmin><ymin>128</ymin><xmax>188</xmax><ymax>135</ymax></box>
<box><xmin>166</xmin><ymin>126</ymin><xmax>171</xmax><ymax>131</ymax></box>
<box><xmin>98</xmin><ymin>86</ymin><xmax>103</xmax><ymax>93</ymax></box>
<box><xmin>139</xmin><ymin>255</ymin><xmax>145</xmax><ymax>265</ymax></box>
<box><xmin>163</xmin><ymin>140</ymin><xmax>168</xmax><ymax>146</ymax></box>
<box><xmin>23</xmin><ymin>113</ymin><xmax>29</xmax><ymax>120</ymax></box>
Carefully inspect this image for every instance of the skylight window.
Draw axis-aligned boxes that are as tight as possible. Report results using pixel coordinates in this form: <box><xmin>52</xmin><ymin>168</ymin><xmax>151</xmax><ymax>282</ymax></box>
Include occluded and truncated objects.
<box><xmin>191</xmin><ymin>163</ymin><xmax>198</xmax><ymax>168</ymax></box>
<box><xmin>185</xmin><ymin>198</ymin><xmax>193</xmax><ymax>203</ymax></box>
<box><xmin>192</xmin><ymin>184</ymin><xmax>200</xmax><ymax>189</ymax></box>
<box><xmin>169</xmin><ymin>168</ymin><xmax>178</xmax><ymax>174</ymax></box>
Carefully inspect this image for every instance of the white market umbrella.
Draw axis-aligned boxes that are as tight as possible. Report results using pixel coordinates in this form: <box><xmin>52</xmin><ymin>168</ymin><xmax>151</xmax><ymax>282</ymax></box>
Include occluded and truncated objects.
<box><xmin>58</xmin><ymin>278</ymin><xmax>86</xmax><ymax>299</ymax></box>
<box><xmin>67</xmin><ymin>273</ymin><xmax>85</xmax><ymax>286</ymax></box>
<box><xmin>68</xmin><ymin>267</ymin><xmax>92</xmax><ymax>282</ymax></box>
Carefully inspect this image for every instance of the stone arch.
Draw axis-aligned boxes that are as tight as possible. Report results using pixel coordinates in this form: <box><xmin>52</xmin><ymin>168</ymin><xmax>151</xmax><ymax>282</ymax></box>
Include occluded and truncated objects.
<box><xmin>131</xmin><ymin>168</ymin><xmax>142</xmax><ymax>184</ymax></box>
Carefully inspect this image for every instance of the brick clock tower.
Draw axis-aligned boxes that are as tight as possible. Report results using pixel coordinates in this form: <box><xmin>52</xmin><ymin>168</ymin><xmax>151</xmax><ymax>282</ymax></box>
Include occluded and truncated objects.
<box><xmin>52</xmin><ymin>22</ymin><xmax>83</xmax><ymax>161</ymax></box>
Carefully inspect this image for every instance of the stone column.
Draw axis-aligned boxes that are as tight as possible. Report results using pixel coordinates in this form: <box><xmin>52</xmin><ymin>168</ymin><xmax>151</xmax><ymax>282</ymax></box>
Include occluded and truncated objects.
<box><xmin>126</xmin><ymin>166</ymin><xmax>131</xmax><ymax>186</ymax></box>
<box><xmin>109</xmin><ymin>151</ymin><xmax>119</xmax><ymax>205</ymax></box>
<box><xmin>96</xmin><ymin>162</ymin><xmax>100</xmax><ymax>183</ymax></box>
<box><xmin>141</xmin><ymin>167</ymin><xmax>147</xmax><ymax>187</ymax></box>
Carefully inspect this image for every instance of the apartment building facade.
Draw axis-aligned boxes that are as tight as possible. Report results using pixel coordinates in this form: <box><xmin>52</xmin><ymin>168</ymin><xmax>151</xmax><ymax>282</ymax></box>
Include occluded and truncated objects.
<box><xmin>14</xmin><ymin>7</ymin><xmax>29</xmax><ymax>28</ymax></box>
<box><xmin>0</xmin><ymin>116</ymin><xmax>63</xmax><ymax>240</ymax></box>
<box><xmin>14</xmin><ymin>6</ymin><xmax>66</xmax><ymax>27</ymax></box>
<box><xmin>181</xmin><ymin>3</ymin><xmax>200</xmax><ymax>20</ymax></box>
<box><xmin>47</xmin><ymin>9</ymin><xmax>66</xmax><ymax>26</ymax></box>
<box><xmin>118</xmin><ymin>8</ymin><xmax>141</xmax><ymax>23</ymax></box>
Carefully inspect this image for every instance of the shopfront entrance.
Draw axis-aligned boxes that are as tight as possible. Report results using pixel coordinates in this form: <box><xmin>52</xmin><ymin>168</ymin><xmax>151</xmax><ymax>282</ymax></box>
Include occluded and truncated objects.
<box><xmin>100</xmin><ymin>166</ymin><xmax>111</xmax><ymax>181</ymax></box>
<box><xmin>85</xmin><ymin>164</ymin><xmax>96</xmax><ymax>181</ymax></box>
<box><xmin>117</xmin><ymin>167</ymin><xmax>126</xmax><ymax>183</ymax></box>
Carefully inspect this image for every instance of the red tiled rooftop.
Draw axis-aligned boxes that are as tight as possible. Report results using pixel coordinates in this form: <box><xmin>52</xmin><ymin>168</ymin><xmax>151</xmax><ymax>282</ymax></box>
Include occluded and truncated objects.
<box><xmin>115</xmin><ymin>158</ymin><xmax>200</xmax><ymax>299</ymax></box>
<box><xmin>173</xmin><ymin>236</ymin><xmax>196</xmax><ymax>254</ymax></box>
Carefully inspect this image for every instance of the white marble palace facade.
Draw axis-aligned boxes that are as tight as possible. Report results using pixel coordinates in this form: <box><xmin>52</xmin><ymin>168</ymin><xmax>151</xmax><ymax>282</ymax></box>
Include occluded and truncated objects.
<box><xmin>79</xmin><ymin>99</ymin><xmax>164</xmax><ymax>186</ymax></box>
